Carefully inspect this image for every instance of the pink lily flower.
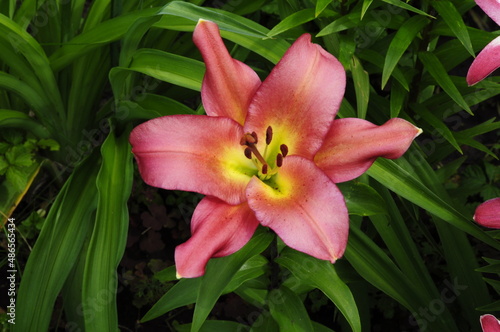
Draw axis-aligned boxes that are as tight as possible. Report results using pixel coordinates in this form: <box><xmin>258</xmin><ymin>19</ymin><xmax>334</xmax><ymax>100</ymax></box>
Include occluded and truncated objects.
<box><xmin>467</xmin><ymin>0</ymin><xmax>500</xmax><ymax>85</ymax></box>
<box><xmin>481</xmin><ymin>314</ymin><xmax>500</xmax><ymax>332</ymax></box>
<box><xmin>474</xmin><ymin>197</ymin><xmax>500</xmax><ymax>228</ymax></box>
<box><xmin>129</xmin><ymin>20</ymin><xmax>421</xmax><ymax>278</ymax></box>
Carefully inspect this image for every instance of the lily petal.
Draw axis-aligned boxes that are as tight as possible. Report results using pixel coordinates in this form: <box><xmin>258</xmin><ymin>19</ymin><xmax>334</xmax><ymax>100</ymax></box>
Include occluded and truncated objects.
<box><xmin>474</xmin><ymin>197</ymin><xmax>500</xmax><ymax>229</ymax></box>
<box><xmin>244</xmin><ymin>34</ymin><xmax>346</xmax><ymax>159</ymax></box>
<box><xmin>194</xmin><ymin>19</ymin><xmax>261</xmax><ymax>125</ymax></box>
<box><xmin>480</xmin><ymin>314</ymin><xmax>500</xmax><ymax>332</ymax></box>
<box><xmin>466</xmin><ymin>36</ymin><xmax>500</xmax><ymax>85</ymax></box>
<box><xmin>175</xmin><ymin>196</ymin><xmax>260</xmax><ymax>278</ymax></box>
<box><xmin>130</xmin><ymin>115</ymin><xmax>255</xmax><ymax>205</ymax></box>
<box><xmin>314</xmin><ymin>118</ymin><xmax>421</xmax><ymax>183</ymax></box>
<box><xmin>246</xmin><ymin>156</ymin><xmax>349</xmax><ymax>262</ymax></box>
<box><xmin>476</xmin><ymin>0</ymin><xmax>500</xmax><ymax>26</ymax></box>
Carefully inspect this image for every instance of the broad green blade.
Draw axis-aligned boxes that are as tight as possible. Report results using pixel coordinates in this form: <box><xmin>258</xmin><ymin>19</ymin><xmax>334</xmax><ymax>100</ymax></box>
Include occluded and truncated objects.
<box><xmin>432</xmin><ymin>0</ymin><xmax>474</xmax><ymax>56</ymax></box>
<box><xmin>110</xmin><ymin>48</ymin><xmax>204</xmax><ymax>93</ymax></box>
<box><xmin>155</xmin><ymin>1</ymin><xmax>290</xmax><ymax>64</ymax></box>
<box><xmin>267</xmin><ymin>8</ymin><xmax>316</xmax><ymax>37</ymax></box>
<box><xmin>413</xmin><ymin>104</ymin><xmax>462</xmax><ymax>153</ymax></box>
<box><xmin>345</xmin><ymin>226</ymin><xmax>458</xmax><ymax>331</ymax></box>
<box><xmin>142</xmin><ymin>277</ymin><xmax>202</xmax><ymax>322</ymax></box>
<box><xmin>0</xmin><ymin>13</ymin><xmax>64</xmax><ymax>119</ymax></box>
<box><xmin>382</xmin><ymin>15</ymin><xmax>429</xmax><ymax>88</ymax></box>
<box><xmin>361</xmin><ymin>0</ymin><xmax>374</xmax><ymax>19</ymax></box>
<box><xmin>337</xmin><ymin>181</ymin><xmax>387</xmax><ymax>216</ymax></box>
<box><xmin>389</xmin><ymin>81</ymin><xmax>406</xmax><ymax>117</ymax></box>
<box><xmin>418</xmin><ymin>51</ymin><xmax>473</xmax><ymax>114</ymax></box>
<box><xmin>316</xmin><ymin>0</ymin><xmax>333</xmax><ymax>17</ymax></box>
<box><xmin>0</xmin><ymin>109</ymin><xmax>50</xmax><ymax>138</ymax></box>
<box><xmin>158</xmin><ymin>1</ymin><xmax>267</xmax><ymax>38</ymax></box>
<box><xmin>192</xmin><ymin>230</ymin><xmax>273</xmax><ymax>332</ymax></box>
<box><xmin>268</xmin><ymin>286</ymin><xmax>314</xmax><ymax>332</ymax></box>
<box><xmin>14</xmin><ymin>154</ymin><xmax>99</xmax><ymax>332</ymax></box>
<box><xmin>82</xmin><ymin>127</ymin><xmax>133</xmax><ymax>331</ymax></box>
<box><xmin>317</xmin><ymin>11</ymin><xmax>360</xmax><ymax>37</ymax></box>
<box><xmin>381</xmin><ymin>0</ymin><xmax>434</xmax><ymax>17</ymax></box>
<box><xmin>276</xmin><ymin>248</ymin><xmax>362</xmax><ymax>332</ymax></box>
<box><xmin>367</xmin><ymin>157</ymin><xmax>500</xmax><ymax>251</ymax></box>
<box><xmin>49</xmin><ymin>7</ymin><xmax>159</xmax><ymax>71</ymax></box>
<box><xmin>350</xmin><ymin>56</ymin><xmax>370</xmax><ymax>119</ymax></box>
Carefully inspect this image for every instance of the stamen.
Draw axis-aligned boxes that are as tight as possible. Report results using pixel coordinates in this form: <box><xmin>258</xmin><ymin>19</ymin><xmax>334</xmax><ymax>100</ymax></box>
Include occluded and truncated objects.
<box><xmin>244</xmin><ymin>147</ymin><xmax>252</xmax><ymax>159</ymax></box>
<box><xmin>262</xmin><ymin>164</ymin><xmax>268</xmax><ymax>174</ymax></box>
<box><xmin>276</xmin><ymin>153</ymin><xmax>283</xmax><ymax>167</ymax></box>
<box><xmin>266</xmin><ymin>126</ymin><xmax>273</xmax><ymax>145</ymax></box>
<box><xmin>251</xmin><ymin>132</ymin><xmax>258</xmax><ymax>144</ymax></box>
<box><xmin>280</xmin><ymin>144</ymin><xmax>288</xmax><ymax>157</ymax></box>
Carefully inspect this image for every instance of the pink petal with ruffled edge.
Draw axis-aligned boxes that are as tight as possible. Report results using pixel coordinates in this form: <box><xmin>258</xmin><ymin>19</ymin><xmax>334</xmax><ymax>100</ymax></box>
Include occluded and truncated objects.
<box><xmin>194</xmin><ymin>20</ymin><xmax>261</xmax><ymax>125</ymax></box>
<box><xmin>130</xmin><ymin>115</ymin><xmax>255</xmax><ymax>205</ymax></box>
<box><xmin>467</xmin><ymin>36</ymin><xmax>500</xmax><ymax>85</ymax></box>
<box><xmin>481</xmin><ymin>314</ymin><xmax>500</xmax><ymax>332</ymax></box>
<box><xmin>175</xmin><ymin>197</ymin><xmax>260</xmax><ymax>278</ymax></box>
<box><xmin>476</xmin><ymin>0</ymin><xmax>500</xmax><ymax>25</ymax></box>
<box><xmin>474</xmin><ymin>197</ymin><xmax>500</xmax><ymax>229</ymax></box>
<box><xmin>246</xmin><ymin>156</ymin><xmax>349</xmax><ymax>262</ymax></box>
<box><xmin>244</xmin><ymin>34</ymin><xmax>346</xmax><ymax>160</ymax></box>
<box><xmin>314</xmin><ymin>118</ymin><xmax>421</xmax><ymax>183</ymax></box>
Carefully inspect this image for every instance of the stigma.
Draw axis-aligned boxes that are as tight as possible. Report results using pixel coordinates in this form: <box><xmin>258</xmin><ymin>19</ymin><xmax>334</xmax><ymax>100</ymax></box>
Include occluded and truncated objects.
<box><xmin>240</xmin><ymin>126</ymin><xmax>288</xmax><ymax>180</ymax></box>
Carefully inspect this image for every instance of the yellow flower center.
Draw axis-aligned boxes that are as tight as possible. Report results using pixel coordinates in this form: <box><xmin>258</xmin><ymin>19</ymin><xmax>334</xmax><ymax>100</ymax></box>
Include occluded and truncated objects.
<box><xmin>240</xmin><ymin>126</ymin><xmax>288</xmax><ymax>181</ymax></box>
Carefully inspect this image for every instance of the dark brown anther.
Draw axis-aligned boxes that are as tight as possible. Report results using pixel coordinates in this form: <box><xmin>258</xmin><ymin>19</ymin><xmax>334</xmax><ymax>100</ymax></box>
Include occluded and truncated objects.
<box><xmin>276</xmin><ymin>153</ymin><xmax>283</xmax><ymax>167</ymax></box>
<box><xmin>240</xmin><ymin>136</ymin><xmax>247</xmax><ymax>145</ymax></box>
<box><xmin>261</xmin><ymin>164</ymin><xmax>268</xmax><ymax>175</ymax></box>
<box><xmin>280</xmin><ymin>144</ymin><xmax>288</xmax><ymax>157</ymax></box>
<box><xmin>266</xmin><ymin>126</ymin><xmax>273</xmax><ymax>145</ymax></box>
<box><xmin>251</xmin><ymin>131</ymin><xmax>258</xmax><ymax>144</ymax></box>
<box><xmin>244</xmin><ymin>147</ymin><xmax>253</xmax><ymax>159</ymax></box>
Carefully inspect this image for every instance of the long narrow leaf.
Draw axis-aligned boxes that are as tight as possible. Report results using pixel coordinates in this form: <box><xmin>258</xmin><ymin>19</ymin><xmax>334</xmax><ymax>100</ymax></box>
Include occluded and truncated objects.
<box><xmin>82</xmin><ymin>127</ymin><xmax>133</xmax><ymax>331</ymax></box>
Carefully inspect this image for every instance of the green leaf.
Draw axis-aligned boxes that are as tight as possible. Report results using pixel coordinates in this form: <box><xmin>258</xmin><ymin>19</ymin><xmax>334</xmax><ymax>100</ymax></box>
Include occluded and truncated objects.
<box><xmin>0</xmin><ymin>110</ymin><xmax>50</xmax><ymax>138</ymax></box>
<box><xmin>418</xmin><ymin>51</ymin><xmax>473</xmax><ymax>114</ymax></box>
<box><xmin>316</xmin><ymin>0</ymin><xmax>332</xmax><ymax>17</ymax></box>
<box><xmin>432</xmin><ymin>0</ymin><xmax>474</xmax><ymax>56</ymax></box>
<box><xmin>317</xmin><ymin>11</ymin><xmax>360</xmax><ymax>37</ymax></box>
<box><xmin>142</xmin><ymin>277</ymin><xmax>202</xmax><ymax>322</ymax></box>
<box><xmin>382</xmin><ymin>15</ymin><xmax>429</xmax><ymax>88</ymax></box>
<box><xmin>82</xmin><ymin>126</ymin><xmax>133</xmax><ymax>331</ymax></box>
<box><xmin>367</xmin><ymin>157</ymin><xmax>500</xmax><ymax>251</ymax></box>
<box><xmin>0</xmin><ymin>13</ymin><xmax>64</xmax><ymax>119</ymax></box>
<box><xmin>361</xmin><ymin>0</ymin><xmax>374</xmax><ymax>19</ymax></box>
<box><xmin>267</xmin><ymin>8</ymin><xmax>316</xmax><ymax>37</ymax></box>
<box><xmin>192</xmin><ymin>230</ymin><xmax>273</xmax><ymax>332</ymax></box>
<box><xmin>345</xmin><ymin>226</ymin><xmax>458</xmax><ymax>331</ymax></box>
<box><xmin>413</xmin><ymin>103</ymin><xmax>462</xmax><ymax>153</ymax></box>
<box><xmin>155</xmin><ymin>1</ymin><xmax>290</xmax><ymax>64</ymax></box>
<box><xmin>110</xmin><ymin>48</ymin><xmax>204</xmax><ymax>94</ymax></box>
<box><xmin>350</xmin><ymin>56</ymin><xmax>370</xmax><ymax>119</ymax></box>
<box><xmin>49</xmin><ymin>7</ymin><xmax>159</xmax><ymax>71</ymax></box>
<box><xmin>276</xmin><ymin>248</ymin><xmax>361</xmax><ymax>332</ymax></box>
<box><xmin>389</xmin><ymin>81</ymin><xmax>407</xmax><ymax>117</ymax></box>
<box><xmin>337</xmin><ymin>181</ymin><xmax>387</xmax><ymax>216</ymax></box>
<box><xmin>14</xmin><ymin>154</ymin><xmax>99</xmax><ymax>332</ymax></box>
<box><xmin>381</xmin><ymin>0</ymin><xmax>434</xmax><ymax>17</ymax></box>
<box><xmin>268</xmin><ymin>286</ymin><xmax>314</xmax><ymax>332</ymax></box>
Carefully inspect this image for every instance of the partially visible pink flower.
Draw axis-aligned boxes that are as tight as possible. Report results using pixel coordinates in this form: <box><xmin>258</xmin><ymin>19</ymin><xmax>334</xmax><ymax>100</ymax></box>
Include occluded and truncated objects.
<box><xmin>474</xmin><ymin>197</ymin><xmax>500</xmax><ymax>228</ymax></box>
<box><xmin>481</xmin><ymin>314</ymin><xmax>500</xmax><ymax>332</ymax></box>
<box><xmin>467</xmin><ymin>0</ymin><xmax>500</xmax><ymax>85</ymax></box>
<box><xmin>130</xmin><ymin>20</ymin><xmax>421</xmax><ymax>278</ymax></box>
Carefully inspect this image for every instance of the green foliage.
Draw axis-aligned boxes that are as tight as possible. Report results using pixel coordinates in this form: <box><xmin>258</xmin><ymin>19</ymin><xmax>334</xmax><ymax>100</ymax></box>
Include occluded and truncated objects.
<box><xmin>1</xmin><ymin>0</ymin><xmax>498</xmax><ymax>331</ymax></box>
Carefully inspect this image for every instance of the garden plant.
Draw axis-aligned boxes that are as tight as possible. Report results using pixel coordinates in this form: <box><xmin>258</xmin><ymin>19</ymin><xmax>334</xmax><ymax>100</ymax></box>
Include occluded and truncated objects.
<box><xmin>0</xmin><ymin>0</ymin><xmax>499</xmax><ymax>331</ymax></box>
